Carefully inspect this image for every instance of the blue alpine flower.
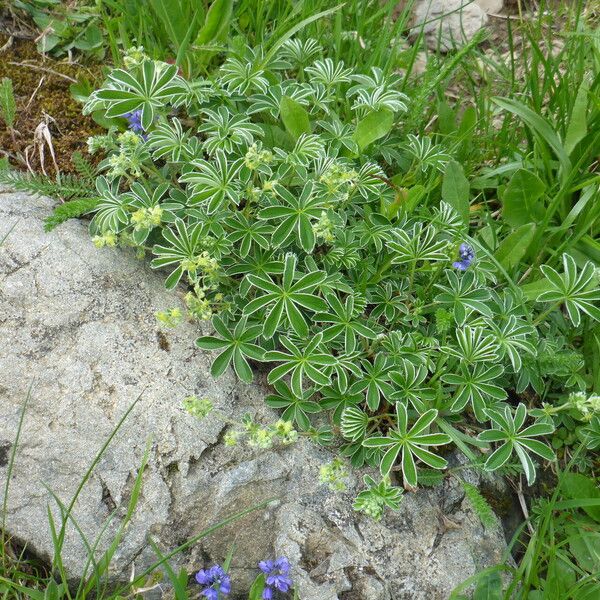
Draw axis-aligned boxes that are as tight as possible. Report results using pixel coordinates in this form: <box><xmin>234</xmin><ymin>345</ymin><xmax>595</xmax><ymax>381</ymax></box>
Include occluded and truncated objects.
<box><xmin>124</xmin><ymin>109</ymin><xmax>145</xmax><ymax>134</ymax></box>
<box><xmin>453</xmin><ymin>243</ymin><xmax>475</xmax><ymax>271</ymax></box>
<box><xmin>195</xmin><ymin>564</ymin><xmax>231</xmax><ymax>600</ymax></box>
<box><xmin>259</xmin><ymin>557</ymin><xmax>293</xmax><ymax>599</ymax></box>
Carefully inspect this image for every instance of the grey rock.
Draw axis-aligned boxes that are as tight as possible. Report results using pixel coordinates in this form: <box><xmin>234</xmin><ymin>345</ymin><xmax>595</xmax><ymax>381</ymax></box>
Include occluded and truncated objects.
<box><xmin>476</xmin><ymin>0</ymin><xmax>504</xmax><ymax>14</ymax></box>
<box><xmin>0</xmin><ymin>190</ymin><xmax>509</xmax><ymax>599</ymax></box>
<box><xmin>412</xmin><ymin>0</ymin><xmax>489</xmax><ymax>52</ymax></box>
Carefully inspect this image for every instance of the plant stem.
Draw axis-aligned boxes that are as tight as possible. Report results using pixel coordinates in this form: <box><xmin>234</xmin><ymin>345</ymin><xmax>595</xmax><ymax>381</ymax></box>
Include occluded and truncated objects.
<box><xmin>532</xmin><ymin>302</ymin><xmax>561</xmax><ymax>326</ymax></box>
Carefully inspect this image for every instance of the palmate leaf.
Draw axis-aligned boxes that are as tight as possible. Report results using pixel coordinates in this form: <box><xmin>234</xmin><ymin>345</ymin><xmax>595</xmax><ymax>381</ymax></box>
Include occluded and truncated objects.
<box><xmin>148</xmin><ymin>117</ymin><xmax>198</xmax><ymax>162</ymax></box>
<box><xmin>264</xmin><ymin>333</ymin><xmax>336</xmax><ymax>397</ymax></box>
<box><xmin>224</xmin><ymin>212</ymin><xmax>272</xmax><ymax>257</ymax></box>
<box><xmin>388</xmin><ymin>222</ymin><xmax>450</xmax><ymax>266</ymax></box>
<box><xmin>180</xmin><ymin>152</ymin><xmax>246</xmax><ymax>214</ymax></box>
<box><xmin>538</xmin><ymin>254</ymin><xmax>600</xmax><ymax>327</ymax></box>
<box><xmin>434</xmin><ymin>270</ymin><xmax>493</xmax><ymax>325</ymax></box>
<box><xmin>449</xmin><ymin>326</ymin><xmax>499</xmax><ymax>364</ymax></box>
<box><xmin>389</xmin><ymin>362</ymin><xmax>431</xmax><ymax>412</ymax></box>
<box><xmin>349</xmin><ymin>354</ymin><xmax>395</xmax><ymax>411</ymax></box>
<box><xmin>244</xmin><ymin>253</ymin><xmax>328</xmax><ymax>338</ymax></box>
<box><xmin>314</xmin><ymin>293</ymin><xmax>378</xmax><ymax>353</ymax></box>
<box><xmin>442</xmin><ymin>364</ymin><xmax>506</xmax><ymax>422</ymax></box>
<box><xmin>196</xmin><ymin>315</ymin><xmax>264</xmax><ymax>382</ymax></box>
<box><xmin>96</xmin><ymin>61</ymin><xmax>187</xmax><ymax>129</ymax></box>
<box><xmin>198</xmin><ymin>106</ymin><xmax>263</xmax><ymax>155</ymax></box>
<box><xmin>274</xmin><ymin>134</ymin><xmax>324</xmax><ymax>177</ymax></box>
<box><xmin>483</xmin><ymin>315</ymin><xmax>536</xmax><ymax>371</ymax></box>
<box><xmin>89</xmin><ymin>176</ymin><xmax>129</xmax><ymax>234</ymax></box>
<box><xmin>123</xmin><ymin>181</ymin><xmax>170</xmax><ymax>243</ymax></box>
<box><xmin>325</xmin><ymin>350</ymin><xmax>363</xmax><ymax>390</ymax></box>
<box><xmin>351</xmin><ymin>86</ymin><xmax>408</xmax><ymax>115</ymax></box>
<box><xmin>151</xmin><ymin>218</ymin><xmax>204</xmax><ymax>289</ymax></box>
<box><xmin>341</xmin><ymin>406</ymin><xmax>369</xmax><ymax>441</ymax></box>
<box><xmin>363</xmin><ymin>403</ymin><xmax>451</xmax><ymax>488</ymax></box>
<box><xmin>353</xmin><ymin>475</ymin><xmax>404</xmax><ymax>520</ymax></box>
<box><xmin>265</xmin><ymin>380</ymin><xmax>318</xmax><ymax>430</ymax></box>
<box><xmin>354</xmin><ymin>213</ymin><xmax>393</xmax><ymax>253</ymax></box>
<box><xmin>479</xmin><ymin>403</ymin><xmax>555</xmax><ymax>485</ymax></box>
<box><xmin>320</xmin><ymin>380</ymin><xmax>363</xmax><ymax>424</ymax></box>
<box><xmin>219</xmin><ymin>52</ymin><xmax>269</xmax><ymax>94</ymax></box>
<box><xmin>248</xmin><ymin>82</ymin><xmax>312</xmax><ymax>119</ymax></box>
<box><xmin>225</xmin><ymin>249</ymin><xmax>283</xmax><ymax>296</ymax></box>
<box><xmin>305</xmin><ymin>58</ymin><xmax>353</xmax><ymax>87</ymax></box>
<box><xmin>368</xmin><ymin>282</ymin><xmax>407</xmax><ymax>323</ymax></box>
<box><xmin>405</xmin><ymin>134</ymin><xmax>451</xmax><ymax>173</ymax></box>
<box><xmin>317</xmin><ymin>117</ymin><xmax>358</xmax><ymax>155</ymax></box>
<box><xmin>258</xmin><ymin>181</ymin><xmax>327</xmax><ymax>253</ymax></box>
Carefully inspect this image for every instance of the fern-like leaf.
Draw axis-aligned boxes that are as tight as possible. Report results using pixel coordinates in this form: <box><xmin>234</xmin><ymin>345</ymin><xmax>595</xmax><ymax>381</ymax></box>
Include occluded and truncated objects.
<box><xmin>71</xmin><ymin>151</ymin><xmax>97</xmax><ymax>182</ymax></box>
<box><xmin>0</xmin><ymin>170</ymin><xmax>94</xmax><ymax>202</ymax></box>
<box><xmin>417</xmin><ymin>469</ymin><xmax>445</xmax><ymax>487</ymax></box>
<box><xmin>44</xmin><ymin>198</ymin><xmax>99</xmax><ymax>232</ymax></box>
<box><xmin>461</xmin><ymin>481</ymin><xmax>497</xmax><ymax>529</ymax></box>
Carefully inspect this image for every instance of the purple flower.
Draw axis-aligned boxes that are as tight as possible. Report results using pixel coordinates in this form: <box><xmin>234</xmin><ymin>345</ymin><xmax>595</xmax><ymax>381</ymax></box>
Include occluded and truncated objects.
<box><xmin>195</xmin><ymin>564</ymin><xmax>231</xmax><ymax>599</ymax></box>
<box><xmin>124</xmin><ymin>109</ymin><xmax>145</xmax><ymax>134</ymax></box>
<box><xmin>453</xmin><ymin>243</ymin><xmax>475</xmax><ymax>271</ymax></box>
<box><xmin>262</xmin><ymin>587</ymin><xmax>273</xmax><ymax>600</ymax></box>
<box><xmin>259</xmin><ymin>557</ymin><xmax>293</xmax><ymax>598</ymax></box>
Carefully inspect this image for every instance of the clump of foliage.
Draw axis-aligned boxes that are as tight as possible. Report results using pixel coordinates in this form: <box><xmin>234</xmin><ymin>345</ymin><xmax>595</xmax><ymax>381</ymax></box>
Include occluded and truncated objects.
<box><xmin>452</xmin><ymin>450</ymin><xmax>600</xmax><ymax>600</ymax></box>
<box><xmin>42</xmin><ymin>37</ymin><xmax>599</xmax><ymax>515</ymax></box>
<box><xmin>0</xmin><ymin>151</ymin><xmax>98</xmax><ymax>231</ymax></box>
<box><xmin>10</xmin><ymin>0</ymin><xmax>105</xmax><ymax>57</ymax></box>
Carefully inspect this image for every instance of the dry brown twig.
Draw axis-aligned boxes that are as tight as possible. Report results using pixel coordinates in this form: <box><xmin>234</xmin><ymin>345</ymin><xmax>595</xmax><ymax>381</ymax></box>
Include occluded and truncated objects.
<box><xmin>26</xmin><ymin>75</ymin><xmax>45</xmax><ymax>110</ymax></box>
<box><xmin>7</xmin><ymin>61</ymin><xmax>77</xmax><ymax>83</ymax></box>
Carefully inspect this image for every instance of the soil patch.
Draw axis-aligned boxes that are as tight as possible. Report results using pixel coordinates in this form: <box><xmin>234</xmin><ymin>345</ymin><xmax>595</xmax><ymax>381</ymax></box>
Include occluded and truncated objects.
<box><xmin>0</xmin><ymin>35</ymin><xmax>102</xmax><ymax>174</ymax></box>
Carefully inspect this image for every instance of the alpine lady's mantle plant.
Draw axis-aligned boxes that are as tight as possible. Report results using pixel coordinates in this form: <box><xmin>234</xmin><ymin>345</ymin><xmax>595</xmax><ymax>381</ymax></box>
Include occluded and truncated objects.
<box><xmin>82</xmin><ymin>41</ymin><xmax>600</xmax><ymax>518</ymax></box>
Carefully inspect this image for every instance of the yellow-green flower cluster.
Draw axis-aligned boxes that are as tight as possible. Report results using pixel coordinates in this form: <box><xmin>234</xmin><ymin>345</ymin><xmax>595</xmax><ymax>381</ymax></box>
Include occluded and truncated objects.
<box><xmin>107</xmin><ymin>152</ymin><xmax>142</xmax><ymax>178</ymax></box>
<box><xmin>244</xmin><ymin>143</ymin><xmax>273</xmax><ymax>170</ymax></box>
<box><xmin>312</xmin><ymin>211</ymin><xmax>335</xmax><ymax>244</ymax></box>
<box><xmin>224</xmin><ymin>429</ymin><xmax>240</xmax><ymax>446</ymax></box>
<box><xmin>262</xmin><ymin>179</ymin><xmax>279</xmax><ymax>194</ymax></box>
<box><xmin>185</xmin><ymin>288</ymin><xmax>214</xmax><ymax>321</ymax></box>
<box><xmin>183</xmin><ymin>395</ymin><xmax>214</xmax><ymax>419</ymax></box>
<box><xmin>355</xmin><ymin>491</ymin><xmax>385</xmax><ymax>520</ymax></box>
<box><xmin>87</xmin><ymin>130</ymin><xmax>116</xmax><ymax>154</ymax></box>
<box><xmin>156</xmin><ymin>307</ymin><xmax>183</xmax><ymax>328</ymax></box>
<box><xmin>568</xmin><ymin>392</ymin><xmax>600</xmax><ymax>421</ymax></box>
<box><xmin>274</xmin><ymin>420</ymin><xmax>299</xmax><ymax>445</ymax></box>
<box><xmin>319</xmin><ymin>458</ymin><xmax>349</xmax><ymax>491</ymax></box>
<box><xmin>118</xmin><ymin>130</ymin><xmax>142</xmax><ymax>150</ymax></box>
<box><xmin>123</xmin><ymin>46</ymin><xmax>147</xmax><ymax>69</ymax></box>
<box><xmin>106</xmin><ymin>131</ymin><xmax>146</xmax><ymax>178</ymax></box>
<box><xmin>92</xmin><ymin>231</ymin><xmax>118</xmax><ymax>248</ymax></box>
<box><xmin>319</xmin><ymin>163</ymin><xmax>357</xmax><ymax>195</ymax></box>
<box><xmin>131</xmin><ymin>206</ymin><xmax>163</xmax><ymax>231</ymax></box>
<box><xmin>232</xmin><ymin>417</ymin><xmax>299</xmax><ymax>449</ymax></box>
<box><xmin>181</xmin><ymin>251</ymin><xmax>220</xmax><ymax>279</ymax></box>
<box><xmin>247</xmin><ymin>426</ymin><xmax>275</xmax><ymax>449</ymax></box>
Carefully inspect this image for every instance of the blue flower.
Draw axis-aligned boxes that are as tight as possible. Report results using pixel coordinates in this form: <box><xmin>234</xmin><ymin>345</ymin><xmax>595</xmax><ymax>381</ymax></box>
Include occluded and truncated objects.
<box><xmin>259</xmin><ymin>557</ymin><xmax>293</xmax><ymax>598</ymax></box>
<box><xmin>453</xmin><ymin>243</ymin><xmax>474</xmax><ymax>271</ymax></box>
<box><xmin>195</xmin><ymin>564</ymin><xmax>231</xmax><ymax>599</ymax></box>
<box><xmin>124</xmin><ymin>109</ymin><xmax>145</xmax><ymax>134</ymax></box>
